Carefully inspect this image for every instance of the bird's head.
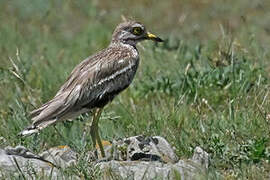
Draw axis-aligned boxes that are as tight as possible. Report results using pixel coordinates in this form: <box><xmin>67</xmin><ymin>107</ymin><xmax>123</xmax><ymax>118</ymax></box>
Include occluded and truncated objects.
<box><xmin>111</xmin><ymin>21</ymin><xmax>163</xmax><ymax>46</ymax></box>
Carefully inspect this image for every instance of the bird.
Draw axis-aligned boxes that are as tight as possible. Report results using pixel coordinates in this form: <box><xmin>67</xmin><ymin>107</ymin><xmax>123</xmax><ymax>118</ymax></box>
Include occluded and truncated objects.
<box><xmin>19</xmin><ymin>20</ymin><xmax>163</xmax><ymax>157</ymax></box>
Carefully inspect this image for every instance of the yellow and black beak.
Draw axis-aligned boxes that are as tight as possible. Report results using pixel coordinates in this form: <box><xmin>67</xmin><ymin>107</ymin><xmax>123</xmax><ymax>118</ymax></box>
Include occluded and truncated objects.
<box><xmin>146</xmin><ymin>32</ymin><xmax>163</xmax><ymax>42</ymax></box>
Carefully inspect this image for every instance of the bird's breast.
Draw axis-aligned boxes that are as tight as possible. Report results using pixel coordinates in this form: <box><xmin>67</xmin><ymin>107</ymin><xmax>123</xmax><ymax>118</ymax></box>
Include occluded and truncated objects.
<box><xmin>84</xmin><ymin>57</ymin><xmax>139</xmax><ymax>109</ymax></box>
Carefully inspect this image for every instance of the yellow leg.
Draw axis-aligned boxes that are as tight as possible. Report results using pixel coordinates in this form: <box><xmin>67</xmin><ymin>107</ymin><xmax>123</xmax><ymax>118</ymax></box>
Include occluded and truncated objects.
<box><xmin>90</xmin><ymin>108</ymin><xmax>105</xmax><ymax>158</ymax></box>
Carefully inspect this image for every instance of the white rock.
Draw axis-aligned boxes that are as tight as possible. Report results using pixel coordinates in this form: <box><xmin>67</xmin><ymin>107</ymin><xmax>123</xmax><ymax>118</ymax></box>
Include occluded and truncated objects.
<box><xmin>191</xmin><ymin>146</ymin><xmax>209</xmax><ymax>169</ymax></box>
<box><xmin>0</xmin><ymin>137</ymin><xmax>210</xmax><ymax>179</ymax></box>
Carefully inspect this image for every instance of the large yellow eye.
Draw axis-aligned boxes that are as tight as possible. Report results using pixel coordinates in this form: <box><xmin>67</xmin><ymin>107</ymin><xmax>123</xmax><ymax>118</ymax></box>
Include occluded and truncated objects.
<box><xmin>132</xmin><ymin>27</ymin><xmax>143</xmax><ymax>35</ymax></box>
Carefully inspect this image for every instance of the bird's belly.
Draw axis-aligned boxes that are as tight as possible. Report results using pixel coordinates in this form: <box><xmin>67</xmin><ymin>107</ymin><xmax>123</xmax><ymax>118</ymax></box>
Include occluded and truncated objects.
<box><xmin>98</xmin><ymin>74</ymin><xmax>134</xmax><ymax>107</ymax></box>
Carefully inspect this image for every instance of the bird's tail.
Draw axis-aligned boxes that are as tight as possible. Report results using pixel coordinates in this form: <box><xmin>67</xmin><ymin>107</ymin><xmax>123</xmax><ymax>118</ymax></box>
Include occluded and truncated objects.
<box><xmin>18</xmin><ymin>125</ymin><xmax>40</xmax><ymax>136</ymax></box>
<box><xmin>18</xmin><ymin>118</ymin><xmax>58</xmax><ymax>137</ymax></box>
<box><xmin>19</xmin><ymin>91</ymin><xmax>73</xmax><ymax>137</ymax></box>
<box><xmin>19</xmin><ymin>92</ymin><xmax>70</xmax><ymax>137</ymax></box>
<box><xmin>18</xmin><ymin>105</ymin><xmax>50</xmax><ymax>137</ymax></box>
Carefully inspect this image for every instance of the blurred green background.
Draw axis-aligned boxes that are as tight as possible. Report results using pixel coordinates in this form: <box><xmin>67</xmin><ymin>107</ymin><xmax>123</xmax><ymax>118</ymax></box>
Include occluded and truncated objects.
<box><xmin>1</xmin><ymin>0</ymin><xmax>270</xmax><ymax>179</ymax></box>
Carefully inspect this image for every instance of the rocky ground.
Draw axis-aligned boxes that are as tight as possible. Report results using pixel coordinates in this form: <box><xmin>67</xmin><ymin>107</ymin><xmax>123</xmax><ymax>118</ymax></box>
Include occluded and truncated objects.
<box><xmin>0</xmin><ymin>136</ymin><xmax>209</xmax><ymax>179</ymax></box>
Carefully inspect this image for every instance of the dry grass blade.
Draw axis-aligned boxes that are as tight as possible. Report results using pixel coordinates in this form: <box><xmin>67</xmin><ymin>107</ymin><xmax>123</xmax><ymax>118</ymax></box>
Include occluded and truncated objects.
<box><xmin>12</xmin><ymin>156</ymin><xmax>27</xmax><ymax>180</ymax></box>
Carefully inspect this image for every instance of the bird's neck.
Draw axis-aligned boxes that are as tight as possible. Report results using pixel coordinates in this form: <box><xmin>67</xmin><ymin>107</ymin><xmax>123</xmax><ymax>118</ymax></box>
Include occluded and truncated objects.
<box><xmin>109</xmin><ymin>41</ymin><xmax>138</xmax><ymax>54</ymax></box>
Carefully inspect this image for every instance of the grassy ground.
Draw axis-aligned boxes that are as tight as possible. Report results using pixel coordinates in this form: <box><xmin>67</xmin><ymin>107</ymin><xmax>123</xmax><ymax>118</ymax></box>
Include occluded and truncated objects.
<box><xmin>1</xmin><ymin>0</ymin><xmax>270</xmax><ymax>179</ymax></box>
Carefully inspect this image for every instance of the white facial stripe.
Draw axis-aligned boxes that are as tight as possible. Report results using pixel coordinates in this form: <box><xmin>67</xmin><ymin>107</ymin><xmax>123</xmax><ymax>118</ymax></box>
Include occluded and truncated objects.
<box><xmin>133</xmin><ymin>24</ymin><xmax>144</xmax><ymax>30</ymax></box>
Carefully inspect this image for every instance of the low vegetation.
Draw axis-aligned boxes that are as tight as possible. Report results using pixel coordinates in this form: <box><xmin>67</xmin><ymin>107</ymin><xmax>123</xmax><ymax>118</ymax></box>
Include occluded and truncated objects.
<box><xmin>1</xmin><ymin>0</ymin><xmax>270</xmax><ymax>179</ymax></box>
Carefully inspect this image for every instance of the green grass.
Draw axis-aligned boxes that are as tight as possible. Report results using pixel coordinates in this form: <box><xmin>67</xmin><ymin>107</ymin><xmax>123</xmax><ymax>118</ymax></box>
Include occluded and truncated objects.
<box><xmin>1</xmin><ymin>0</ymin><xmax>270</xmax><ymax>179</ymax></box>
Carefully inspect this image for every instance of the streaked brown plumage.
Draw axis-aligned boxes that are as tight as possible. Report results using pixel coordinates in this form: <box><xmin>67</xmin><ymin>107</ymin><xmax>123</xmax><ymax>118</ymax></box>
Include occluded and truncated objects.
<box><xmin>20</xmin><ymin>21</ymin><xmax>163</xmax><ymax>157</ymax></box>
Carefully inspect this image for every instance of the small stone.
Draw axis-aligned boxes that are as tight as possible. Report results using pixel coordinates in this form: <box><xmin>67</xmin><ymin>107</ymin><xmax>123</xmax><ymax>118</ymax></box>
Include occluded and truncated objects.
<box><xmin>191</xmin><ymin>146</ymin><xmax>209</xmax><ymax>169</ymax></box>
<box><xmin>39</xmin><ymin>145</ymin><xmax>77</xmax><ymax>168</ymax></box>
